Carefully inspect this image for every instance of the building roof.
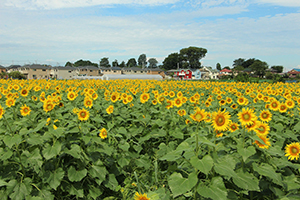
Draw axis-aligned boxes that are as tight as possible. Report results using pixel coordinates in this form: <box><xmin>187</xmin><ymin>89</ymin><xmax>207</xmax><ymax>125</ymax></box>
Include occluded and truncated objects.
<box><xmin>220</xmin><ymin>69</ymin><xmax>232</xmax><ymax>73</ymax></box>
<box><xmin>52</xmin><ymin>66</ymin><xmax>77</xmax><ymax>70</ymax></box>
<box><xmin>126</xmin><ymin>67</ymin><xmax>147</xmax><ymax>71</ymax></box>
<box><xmin>7</xmin><ymin>65</ymin><xmax>21</xmax><ymax>69</ymax></box>
<box><xmin>23</xmin><ymin>64</ymin><xmax>51</xmax><ymax>69</ymax></box>
<box><xmin>78</xmin><ymin>66</ymin><xmax>100</xmax><ymax>70</ymax></box>
<box><xmin>0</xmin><ymin>65</ymin><xmax>6</xmax><ymax>69</ymax></box>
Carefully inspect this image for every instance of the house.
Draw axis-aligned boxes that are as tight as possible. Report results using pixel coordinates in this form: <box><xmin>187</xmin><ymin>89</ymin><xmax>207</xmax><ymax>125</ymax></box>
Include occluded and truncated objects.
<box><xmin>50</xmin><ymin>66</ymin><xmax>78</xmax><ymax>79</ymax></box>
<box><xmin>147</xmin><ymin>68</ymin><xmax>165</xmax><ymax>78</ymax></box>
<box><xmin>219</xmin><ymin>69</ymin><xmax>232</xmax><ymax>76</ymax></box>
<box><xmin>0</xmin><ymin>65</ymin><xmax>6</xmax><ymax>73</ymax></box>
<box><xmin>19</xmin><ymin>64</ymin><xmax>51</xmax><ymax>79</ymax></box>
<box><xmin>123</xmin><ymin>67</ymin><xmax>148</xmax><ymax>74</ymax></box>
<box><xmin>171</xmin><ymin>69</ymin><xmax>193</xmax><ymax>80</ymax></box>
<box><xmin>287</xmin><ymin>68</ymin><xmax>300</xmax><ymax>78</ymax></box>
<box><xmin>6</xmin><ymin>65</ymin><xmax>21</xmax><ymax>73</ymax></box>
<box><xmin>77</xmin><ymin>66</ymin><xmax>101</xmax><ymax>76</ymax></box>
<box><xmin>199</xmin><ymin>67</ymin><xmax>219</xmax><ymax>79</ymax></box>
<box><xmin>100</xmin><ymin>67</ymin><xmax>123</xmax><ymax>75</ymax></box>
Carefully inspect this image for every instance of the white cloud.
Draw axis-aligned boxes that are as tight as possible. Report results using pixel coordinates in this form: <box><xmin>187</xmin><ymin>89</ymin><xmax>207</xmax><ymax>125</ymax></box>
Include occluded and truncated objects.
<box><xmin>255</xmin><ymin>0</ymin><xmax>300</xmax><ymax>7</ymax></box>
<box><xmin>4</xmin><ymin>0</ymin><xmax>180</xmax><ymax>10</ymax></box>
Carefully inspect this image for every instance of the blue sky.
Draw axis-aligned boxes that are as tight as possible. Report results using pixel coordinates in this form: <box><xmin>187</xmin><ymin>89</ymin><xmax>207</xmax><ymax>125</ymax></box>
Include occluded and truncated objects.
<box><xmin>0</xmin><ymin>0</ymin><xmax>299</xmax><ymax>71</ymax></box>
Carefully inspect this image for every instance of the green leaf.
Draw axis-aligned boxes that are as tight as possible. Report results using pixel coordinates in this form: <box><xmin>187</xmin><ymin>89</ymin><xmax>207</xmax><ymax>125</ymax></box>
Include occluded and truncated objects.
<box><xmin>190</xmin><ymin>155</ymin><xmax>214</xmax><ymax>175</ymax></box>
<box><xmin>64</xmin><ymin>144</ymin><xmax>81</xmax><ymax>159</ymax></box>
<box><xmin>172</xmin><ymin>128</ymin><xmax>184</xmax><ymax>139</ymax></box>
<box><xmin>135</xmin><ymin>156</ymin><xmax>151</xmax><ymax>170</ymax></box>
<box><xmin>284</xmin><ymin>175</ymin><xmax>300</xmax><ymax>191</ymax></box>
<box><xmin>214</xmin><ymin>156</ymin><xmax>236</xmax><ymax>178</ymax></box>
<box><xmin>3</xmin><ymin>134</ymin><xmax>22</xmax><ymax>148</ymax></box>
<box><xmin>232</xmin><ymin>171</ymin><xmax>260</xmax><ymax>191</ymax></box>
<box><xmin>47</xmin><ymin>168</ymin><xmax>64</xmax><ymax>190</ymax></box>
<box><xmin>237</xmin><ymin>145</ymin><xmax>256</xmax><ymax>162</ymax></box>
<box><xmin>89</xmin><ymin>185</ymin><xmax>103</xmax><ymax>199</ymax></box>
<box><xmin>118</xmin><ymin>142</ymin><xmax>130</xmax><ymax>151</ymax></box>
<box><xmin>118</xmin><ymin>127</ymin><xmax>127</xmax><ymax>134</ymax></box>
<box><xmin>168</xmin><ymin>172</ymin><xmax>198</xmax><ymax>198</ymax></box>
<box><xmin>104</xmin><ymin>174</ymin><xmax>119</xmax><ymax>191</ymax></box>
<box><xmin>253</xmin><ymin>163</ymin><xmax>283</xmax><ymax>187</ymax></box>
<box><xmin>26</xmin><ymin>148</ymin><xmax>43</xmax><ymax>173</ymax></box>
<box><xmin>42</xmin><ymin>142</ymin><xmax>62</xmax><ymax>160</ymax></box>
<box><xmin>27</xmin><ymin>134</ymin><xmax>44</xmax><ymax>146</ymax></box>
<box><xmin>33</xmin><ymin>120</ymin><xmax>47</xmax><ymax>132</ymax></box>
<box><xmin>159</xmin><ymin>141</ymin><xmax>190</xmax><ymax>161</ymax></box>
<box><xmin>0</xmin><ymin>149</ymin><xmax>13</xmax><ymax>161</ymax></box>
<box><xmin>89</xmin><ymin>165</ymin><xmax>107</xmax><ymax>182</ymax></box>
<box><xmin>68</xmin><ymin>166</ymin><xmax>87</xmax><ymax>182</ymax></box>
<box><xmin>197</xmin><ymin>177</ymin><xmax>227</xmax><ymax>200</ymax></box>
<box><xmin>0</xmin><ymin>179</ymin><xmax>7</xmax><ymax>187</ymax></box>
<box><xmin>69</xmin><ymin>184</ymin><xmax>84</xmax><ymax>198</ymax></box>
<box><xmin>9</xmin><ymin>178</ymin><xmax>32</xmax><ymax>200</ymax></box>
<box><xmin>198</xmin><ymin>136</ymin><xmax>216</xmax><ymax>147</ymax></box>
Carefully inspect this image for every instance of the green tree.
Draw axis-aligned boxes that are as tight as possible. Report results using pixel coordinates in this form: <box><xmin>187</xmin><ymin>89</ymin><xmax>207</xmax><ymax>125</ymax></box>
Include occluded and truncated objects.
<box><xmin>126</xmin><ymin>58</ymin><xmax>137</xmax><ymax>68</ymax></box>
<box><xmin>216</xmin><ymin>63</ymin><xmax>221</xmax><ymax>71</ymax></box>
<box><xmin>223</xmin><ymin>66</ymin><xmax>231</xmax><ymax>70</ymax></box>
<box><xmin>148</xmin><ymin>58</ymin><xmax>158</xmax><ymax>68</ymax></box>
<box><xmin>65</xmin><ymin>61</ymin><xmax>73</xmax><ymax>67</ymax></box>
<box><xmin>73</xmin><ymin>59</ymin><xmax>98</xmax><ymax>67</ymax></box>
<box><xmin>119</xmin><ymin>61</ymin><xmax>126</xmax><ymax>68</ymax></box>
<box><xmin>233</xmin><ymin>58</ymin><xmax>245</xmax><ymax>68</ymax></box>
<box><xmin>112</xmin><ymin>59</ymin><xmax>119</xmax><ymax>67</ymax></box>
<box><xmin>162</xmin><ymin>53</ymin><xmax>181</xmax><ymax>70</ymax></box>
<box><xmin>233</xmin><ymin>65</ymin><xmax>244</xmax><ymax>72</ymax></box>
<box><xmin>249</xmin><ymin>60</ymin><xmax>268</xmax><ymax>78</ymax></box>
<box><xmin>271</xmin><ymin>65</ymin><xmax>283</xmax><ymax>73</ymax></box>
<box><xmin>8</xmin><ymin>71</ymin><xmax>26</xmax><ymax>79</ymax></box>
<box><xmin>242</xmin><ymin>58</ymin><xmax>256</xmax><ymax>69</ymax></box>
<box><xmin>138</xmin><ymin>54</ymin><xmax>147</xmax><ymax>68</ymax></box>
<box><xmin>100</xmin><ymin>57</ymin><xmax>111</xmax><ymax>68</ymax></box>
<box><xmin>179</xmin><ymin>46</ymin><xmax>207</xmax><ymax>69</ymax></box>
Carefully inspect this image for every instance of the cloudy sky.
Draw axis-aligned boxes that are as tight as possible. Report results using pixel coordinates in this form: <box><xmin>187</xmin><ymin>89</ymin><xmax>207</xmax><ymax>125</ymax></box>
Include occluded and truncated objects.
<box><xmin>0</xmin><ymin>0</ymin><xmax>299</xmax><ymax>71</ymax></box>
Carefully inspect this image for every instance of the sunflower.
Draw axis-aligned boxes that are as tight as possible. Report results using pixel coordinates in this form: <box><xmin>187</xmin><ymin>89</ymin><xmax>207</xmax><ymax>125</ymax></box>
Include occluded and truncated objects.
<box><xmin>238</xmin><ymin>108</ymin><xmax>257</xmax><ymax>126</ymax></box>
<box><xmin>211</xmin><ymin>109</ymin><xmax>231</xmax><ymax>132</ymax></box>
<box><xmin>219</xmin><ymin>99</ymin><xmax>226</xmax><ymax>106</ymax></box>
<box><xmin>259</xmin><ymin>110</ymin><xmax>272</xmax><ymax>122</ymax></box>
<box><xmin>77</xmin><ymin>108</ymin><xmax>90</xmax><ymax>121</ymax></box>
<box><xmin>169</xmin><ymin>91</ymin><xmax>175</xmax><ymax>98</ymax></box>
<box><xmin>190</xmin><ymin>107</ymin><xmax>207</xmax><ymax>122</ymax></box>
<box><xmin>237</xmin><ymin>97</ymin><xmax>246</xmax><ymax>105</ymax></box>
<box><xmin>110</xmin><ymin>92</ymin><xmax>120</xmax><ymax>103</ymax></box>
<box><xmin>185</xmin><ymin>119</ymin><xmax>191</xmax><ymax>124</ymax></box>
<box><xmin>285</xmin><ymin>142</ymin><xmax>300</xmax><ymax>161</ymax></box>
<box><xmin>20</xmin><ymin>104</ymin><xmax>31</xmax><ymax>116</ymax></box>
<box><xmin>226</xmin><ymin>97</ymin><xmax>232</xmax><ymax>104</ymax></box>
<box><xmin>72</xmin><ymin>107</ymin><xmax>79</xmax><ymax>114</ymax></box>
<box><xmin>20</xmin><ymin>88</ymin><xmax>29</xmax><ymax>97</ymax></box>
<box><xmin>215</xmin><ymin>131</ymin><xmax>223</xmax><ymax>138</ymax></box>
<box><xmin>254</xmin><ymin>121</ymin><xmax>270</xmax><ymax>136</ymax></box>
<box><xmin>0</xmin><ymin>105</ymin><xmax>4</xmax><ymax>119</ymax></box>
<box><xmin>229</xmin><ymin>122</ymin><xmax>239</xmax><ymax>132</ymax></box>
<box><xmin>99</xmin><ymin>128</ymin><xmax>108</xmax><ymax>139</ymax></box>
<box><xmin>140</xmin><ymin>93</ymin><xmax>150</xmax><ymax>103</ymax></box>
<box><xmin>173</xmin><ymin>97</ymin><xmax>183</xmax><ymax>107</ymax></box>
<box><xmin>189</xmin><ymin>96</ymin><xmax>196</xmax><ymax>104</ymax></box>
<box><xmin>152</xmin><ymin>99</ymin><xmax>158</xmax><ymax>105</ymax></box>
<box><xmin>177</xmin><ymin>109</ymin><xmax>186</xmax><ymax>116</ymax></box>
<box><xmin>43</xmin><ymin>102</ymin><xmax>55</xmax><ymax>113</ymax></box>
<box><xmin>6</xmin><ymin>98</ymin><xmax>16</xmax><ymax>107</ymax></box>
<box><xmin>279</xmin><ymin>103</ymin><xmax>288</xmax><ymax>113</ymax></box>
<box><xmin>231</xmin><ymin>104</ymin><xmax>237</xmax><ymax>110</ymax></box>
<box><xmin>254</xmin><ymin>134</ymin><xmax>271</xmax><ymax>149</ymax></box>
<box><xmin>269</xmin><ymin>100</ymin><xmax>280</xmax><ymax>111</ymax></box>
<box><xmin>285</xmin><ymin>99</ymin><xmax>295</xmax><ymax>109</ymax></box>
<box><xmin>245</xmin><ymin>119</ymin><xmax>259</xmax><ymax>132</ymax></box>
<box><xmin>84</xmin><ymin>97</ymin><xmax>93</xmax><ymax>108</ymax></box>
<box><xmin>134</xmin><ymin>192</ymin><xmax>150</xmax><ymax>200</ymax></box>
<box><xmin>67</xmin><ymin>91</ymin><xmax>76</xmax><ymax>101</ymax></box>
<box><xmin>166</xmin><ymin>100</ymin><xmax>173</xmax><ymax>109</ymax></box>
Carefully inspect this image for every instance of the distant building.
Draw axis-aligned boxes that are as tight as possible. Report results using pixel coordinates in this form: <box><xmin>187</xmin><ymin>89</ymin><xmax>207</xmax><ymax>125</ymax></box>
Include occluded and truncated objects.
<box><xmin>77</xmin><ymin>66</ymin><xmax>101</xmax><ymax>76</ymax></box>
<box><xmin>0</xmin><ymin>65</ymin><xmax>6</xmax><ymax>73</ymax></box>
<box><xmin>287</xmin><ymin>68</ymin><xmax>300</xmax><ymax>78</ymax></box>
<box><xmin>50</xmin><ymin>66</ymin><xmax>78</xmax><ymax>79</ymax></box>
<box><xmin>19</xmin><ymin>64</ymin><xmax>51</xmax><ymax>79</ymax></box>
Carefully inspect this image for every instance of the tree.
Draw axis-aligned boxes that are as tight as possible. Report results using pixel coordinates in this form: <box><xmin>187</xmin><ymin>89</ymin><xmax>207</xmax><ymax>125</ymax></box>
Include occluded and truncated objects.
<box><xmin>179</xmin><ymin>46</ymin><xmax>207</xmax><ymax>69</ymax></box>
<box><xmin>242</xmin><ymin>58</ymin><xmax>256</xmax><ymax>69</ymax></box>
<box><xmin>271</xmin><ymin>65</ymin><xmax>283</xmax><ymax>73</ymax></box>
<box><xmin>233</xmin><ymin>58</ymin><xmax>245</xmax><ymax>68</ymax></box>
<box><xmin>162</xmin><ymin>53</ymin><xmax>181</xmax><ymax>70</ymax></box>
<box><xmin>148</xmin><ymin>58</ymin><xmax>158</xmax><ymax>68</ymax></box>
<box><xmin>112</xmin><ymin>59</ymin><xmax>119</xmax><ymax>67</ymax></box>
<box><xmin>216</xmin><ymin>63</ymin><xmax>221</xmax><ymax>71</ymax></box>
<box><xmin>249</xmin><ymin>60</ymin><xmax>268</xmax><ymax>78</ymax></box>
<box><xmin>100</xmin><ymin>57</ymin><xmax>111</xmax><ymax>68</ymax></box>
<box><xmin>73</xmin><ymin>59</ymin><xmax>98</xmax><ymax>67</ymax></box>
<box><xmin>8</xmin><ymin>71</ymin><xmax>26</xmax><ymax>79</ymax></box>
<box><xmin>119</xmin><ymin>61</ymin><xmax>126</xmax><ymax>68</ymax></box>
<box><xmin>65</xmin><ymin>61</ymin><xmax>73</xmax><ymax>67</ymax></box>
<box><xmin>126</xmin><ymin>58</ymin><xmax>137</xmax><ymax>67</ymax></box>
<box><xmin>223</xmin><ymin>66</ymin><xmax>231</xmax><ymax>70</ymax></box>
<box><xmin>233</xmin><ymin>65</ymin><xmax>244</xmax><ymax>72</ymax></box>
<box><xmin>138</xmin><ymin>54</ymin><xmax>147</xmax><ymax>68</ymax></box>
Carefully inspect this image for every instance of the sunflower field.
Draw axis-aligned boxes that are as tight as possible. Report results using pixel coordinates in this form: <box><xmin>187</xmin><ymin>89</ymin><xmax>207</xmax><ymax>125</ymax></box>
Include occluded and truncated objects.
<box><xmin>0</xmin><ymin>79</ymin><xmax>300</xmax><ymax>200</ymax></box>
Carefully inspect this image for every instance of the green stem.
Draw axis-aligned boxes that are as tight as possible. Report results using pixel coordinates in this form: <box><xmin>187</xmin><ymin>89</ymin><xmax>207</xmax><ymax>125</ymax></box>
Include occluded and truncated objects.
<box><xmin>3</xmin><ymin>114</ymin><xmax>13</xmax><ymax>134</ymax></box>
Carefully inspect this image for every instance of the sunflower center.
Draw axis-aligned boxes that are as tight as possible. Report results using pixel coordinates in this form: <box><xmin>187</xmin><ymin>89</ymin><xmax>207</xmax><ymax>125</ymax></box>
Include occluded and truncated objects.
<box><xmin>80</xmin><ymin>112</ymin><xmax>86</xmax><ymax>117</ymax></box>
<box><xmin>243</xmin><ymin>113</ymin><xmax>250</xmax><ymax>120</ymax></box>
<box><xmin>272</xmin><ymin>102</ymin><xmax>277</xmax><ymax>108</ymax></box>
<box><xmin>195</xmin><ymin>113</ymin><xmax>203</xmax><ymax>120</ymax></box>
<box><xmin>231</xmin><ymin>125</ymin><xmax>236</xmax><ymax>130</ymax></box>
<box><xmin>291</xmin><ymin>147</ymin><xmax>299</xmax><ymax>154</ymax></box>
<box><xmin>217</xmin><ymin>116</ymin><xmax>225</xmax><ymax>126</ymax></box>
<box><xmin>262</xmin><ymin>113</ymin><xmax>268</xmax><ymax>119</ymax></box>
<box><xmin>24</xmin><ymin>108</ymin><xmax>28</xmax><ymax>113</ymax></box>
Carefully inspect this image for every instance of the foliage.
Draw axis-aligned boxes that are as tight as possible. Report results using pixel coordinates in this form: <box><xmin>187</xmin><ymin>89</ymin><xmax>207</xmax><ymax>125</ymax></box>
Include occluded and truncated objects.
<box><xmin>216</xmin><ymin>63</ymin><xmax>221</xmax><ymax>71</ymax></box>
<box><xmin>271</xmin><ymin>66</ymin><xmax>284</xmax><ymax>73</ymax></box>
<box><xmin>0</xmin><ymin>79</ymin><xmax>300</xmax><ymax>200</ymax></box>
<box><xmin>162</xmin><ymin>53</ymin><xmax>181</xmax><ymax>70</ymax></box>
<box><xmin>179</xmin><ymin>46</ymin><xmax>207</xmax><ymax>69</ymax></box>
<box><xmin>71</xmin><ymin>59</ymin><xmax>98</xmax><ymax>67</ymax></box>
<box><xmin>249</xmin><ymin>60</ymin><xmax>269</xmax><ymax>78</ymax></box>
<box><xmin>148</xmin><ymin>58</ymin><xmax>158</xmax><ymax>68</ymax></box>
<box><xmin>8</xmin><ymin>71</ymin><xmax>26</xmax><ymax>79</ymax></box>
<box><xmin>126</xmin><ymin>58</ymin><xmax>137</xmax><ymax>68</ymax></box>
<box><xmin>100</xmin><ymin>57</ymin><xmax>111</xmax><ymax>68</ymax></box>
<box><xmin>234</xmin><ymin>72</ymin><xmax>250</xmax><ymax>82</ymax></box>
<box><xmin>138</xmin><ymin>54</ymin><xmax>147</xmax><ymax>68</ymax></box>
<box><xmin>112</xmin><ymin>59</ymin><xmax>119</xmax><ymax>67</ymax></box>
